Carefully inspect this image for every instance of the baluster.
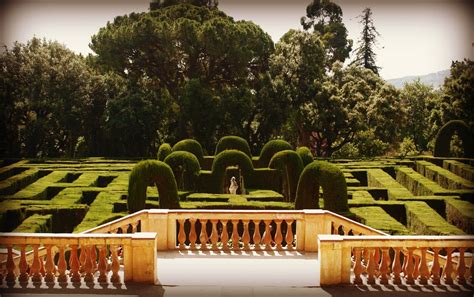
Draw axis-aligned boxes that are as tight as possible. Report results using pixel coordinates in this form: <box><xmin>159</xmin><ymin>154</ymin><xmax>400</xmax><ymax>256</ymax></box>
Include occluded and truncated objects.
<box><xmin>285</xmin><ymin>220</ymin><xmax>294</xmax><ymax>250</ymax></box>
<box><xmin>262</xmin><ymin>220</ymin><xmax>272</xmax><ymax>250</ymax></box>
<box><xmin>367</xmin><ymin>248</ymin><xmax>376</xmax><ymax>284</ymax></box>
<box><xmin>31</xmin><ymin>245</ymin><xmax>42</xmax><ymax>284</ymax></box>
<box><xmin>353</xmin><ymin>247</ymin><xmax>363</xmax><ymax>284</ymax></box>
<box><xmin>69</xmin><ymin>245</ymin><xmax>81</xmax><ymax>284</ymax></box>
<box><xmin>44</xmin><ymin>245</ymin><xmax>55</xmax><ymax>285</ymax></box>
<box><xmin>6</xmin><ymin>245</ymin><xmax>16</xmax><ymax>285</ymax></box>
<box><xmin>111</xmin><ymin>245</ymin><xmax>121</xmax><ymax>284</ymax></box>
<box><xmin>39</xmin><ymin>255</ymin><xmax>45</xmax><ymax>276</ymax></box>
<box><xmin>98</xmin><ymin>245</ymin><xmax>108</xmax><ymax>284</ymax></box>
<box><xmin>84</xmin><ymin>245</ymin><xmax>94</xmax><ymax>283</ymax></box>
<box><xmin>363</xmin><ymin>248</ymin><xmax>369</xmax><ymax>267</ymax></box>
<box><xmin>274</xmin><ymin>220</ymin><xmax>283</xmax><ymax>250</ymax></box>
<box><xmin>253</xmin><ymin>220</ymin><xmax>262</xmax><ymax>250</ymax></box>
<box><xmin>189</xmin><ymin>218</ymin><xmax>197</xmax><ymax>250</ymax></box>
<box><xmin>431</xmin><ymin>247</ymin><xmax>441</xmax><ymax>285</ymax></box>
<box><xmin>374</xmin><ymin>248</ymin><xmax>381</xmax><ymax>276</ymax></box>
<box><xmin>401</xmin><ymin>249</ymin><xmax>408</xmax><ymax>275</ymax></box>
<box><xmin>379</xmin><ymin>247</ymin><xmax>390</xmax><ymax>284</ymax></box>
<box><xmin>177</xmin><ymin>219</ymin><xmax>186</xmax><ymax>250</ymax></box>
<box><xmin>91</xmin><ymin>245</ymin><xmax>98</xmax><ymax>272</ymax></box>
<box><xmin>57</xmin><ymin>245</ymin><xmax>68</xmax><ymax>284</ymax></box>
<box><xmin>392</xmin><ymin>247</ymin><xmax>402</xmax><ymax>284</ymax></box>
<box><xmin>18</xmin><ymin>245</ymin><xmax>28</xmax><ymax>284</ymax></box>
<box><xmin>413</xmin><ymin>254</ymin><xmax>420</xmax><ymax>280</ymax></box>
<box><xmin>199</xmin><ymin>219</ymin><xmax>209</xmax><ymax>250</ymax></box>
<box><xmin>455</xmin><ymin>248</ymin><xmax>466</xmax><ymax>284</ymax></box>
<box><xmin>405</xmin><ymin>247</ymin><xmax>415</xmax><ymax>284</ymax></box>
<box><xmin>231</xmin><ymin>220</ymin><xmax>240</xmax><ymax>251</ymax></box>
<box><xmin>210</xmin><ymin>219</ymin><xmax>219</xmax><ymax>250</ymax></box>
<box><xmin>242</xmin><ymin>220</ymin><xmax>250</xmax><ymax>250</ymax></box>
<box><xmin>444</xmin><ymin>247</ymin><xmax>454</xmax><ymax>284</ymax></box>
<box><xmin>418</xmin><ymin>247</ymin><xmax>429</xmax><ymax>285</ymax></box>
<box><xmin>470</xmin><ymin>252</ymin><xmax>474</xmax><ymax>284</ymax></box>
<box><xmin>79</xmin><ymin>245</ymin><xmax>86</xmax><ymax>273</ymax></box>
<box><xmin>221</xmin><ymin>220</ymin><xmax>229</xmax><ymax>251</ymax></box>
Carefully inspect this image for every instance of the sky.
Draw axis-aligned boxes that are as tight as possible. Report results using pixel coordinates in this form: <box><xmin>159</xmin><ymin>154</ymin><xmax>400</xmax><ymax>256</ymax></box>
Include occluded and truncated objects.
<box><xmin>0</xmin><ymin>0</ymin><xmax>472</xmax><ymax>79</ymax></box>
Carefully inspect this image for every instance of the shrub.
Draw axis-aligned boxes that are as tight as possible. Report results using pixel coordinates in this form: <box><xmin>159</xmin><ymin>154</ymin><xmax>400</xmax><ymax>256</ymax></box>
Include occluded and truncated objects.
<box><xmin>164</xmin><ymin>151</ymin><xmax>200</xmax><ymax>191</ymax></box>
<box><xmin>157</xmin><ymin>143</ymin><xmax>172</xmax><ymax>161</ymax></box>
<box><xmin>215</xmin><ymin>136</ymin><xmax>252</xmax><ymax>158</ymax></box>
<box><xmin>268</xmin><ymin>150</ymin><xmax>304</xmax><ymax>202</ymax></box>
<box><xmin>211</xmin><ymin>150</ymin><xmax>254</xmax><ymax>193</ymax></box>
<box><xmin>296</xmin><ymin>146</ymin><xmax>313</xmax><ymax>166</ymax></box>
<box><xmin>259</xmin><ymin>140</ymin><xmax>293</xmax><ymax>167</ymax></box>
<box><xmin>434</xmin><ymin>120</ymin><xmax>474</xmax><ymax>158</ymax></box>
<box><xmin>295</xmin><ymin>161</ymin><xmax>348</xmax><ymax>212</ymax></box>
<box><xmin>128</xmin><ymin>160</ymin><xmax>180</xmax><ymax>213</ymax></box>
<box><xmin>398</xmin><ymin>137</ymin><xmax>418</xmax><ymax>158</ymax></box>
<box><xmin>172</xmin><ymin>139</ymin><xmax>204</xmax><ymax>162</ymax></box>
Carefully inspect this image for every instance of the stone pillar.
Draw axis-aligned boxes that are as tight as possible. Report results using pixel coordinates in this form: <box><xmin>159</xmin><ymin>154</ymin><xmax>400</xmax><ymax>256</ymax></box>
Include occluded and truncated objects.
<box><xmin>146</xmin><ymin>209</ymin><xmax>170</xmax><ymax>250</ymax></box>
<box><xmin>303</xmin><ymin>210</ymin><xmax>328</xmax><ymax>252</ymax></box>
<box><xmin>318</xmin><ymin>235</ymin><xmax>347</xmax><ymax>286</ymax></box>
<box><xmin>126</xmin><ymin>233</ymin><xmax>157</xmax><ymax>284</ymax></box>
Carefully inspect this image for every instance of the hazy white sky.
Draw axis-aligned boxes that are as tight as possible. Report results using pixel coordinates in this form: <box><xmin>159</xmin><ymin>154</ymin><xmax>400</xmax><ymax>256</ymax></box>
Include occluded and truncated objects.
<box><xmin>1</xmin><ymin>0</ymin><xmax>472</xmax><ymax>79</ymax></box>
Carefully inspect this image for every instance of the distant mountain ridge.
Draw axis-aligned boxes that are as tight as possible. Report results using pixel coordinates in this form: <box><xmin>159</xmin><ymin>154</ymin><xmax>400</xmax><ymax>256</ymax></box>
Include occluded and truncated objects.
<box><xmin>387</xmin><ymin>69</ymin><xmax>450</xmax><ymax>89</ymax></box>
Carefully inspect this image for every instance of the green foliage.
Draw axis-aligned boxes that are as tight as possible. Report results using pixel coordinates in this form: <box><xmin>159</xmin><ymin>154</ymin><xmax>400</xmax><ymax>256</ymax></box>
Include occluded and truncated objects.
<box><xmin>259</xmin><ymin>140</ymin><xmax>293</xmax><ymax>167</ymax></box>
<box><xmin>13</xmin><ymin>214</ymin><xmax>52</xmax><ymax>233</ymax></box>
<box><xmin>434</xmin><ymin>120</ymin><xmax>474</xmax><ymax>158</ymax></box>
<box><xmin>295</xmin><ymin>161</ymin><xmax>348</xmax><ymax>212</ymax></box>
<box><xmin>398</xmin><ymin>137</ymin><xmax>418</xmax><ymax>158</ymax></box>
<box><xmin>215</xmin><ymin>136</ymin><xmax>252</xmax><ymax>158</ymax></box>
<box><xmin>164</xmin><ymin>151</ymin><xmax>200</xmax><ymax>191</ymax></box>
<box><xmin>296</xmin><ymin>146</ymin><xmax>313</xmax><ymax>166</ymax></box>
<box><xmin>353</xmin><ymin>129</ymin><xmax>389</xmax><ymax>158</ymax></box>
<box><xmin>350</xmin><ymin>8</ymin><xmax>380</xmax><ymax>75</ymax></box>
<box><xmin>268</xmin><ymin>150</ymin><xmax>304</xmax><ymax>202</ymax></box>
<box><xmin>211</xmin><ymin>150</ymin><xmax>254</xmax><ymax>193</ymax></box>
<box><xmin>128</xmin><ymin>160</ymin><xmax>180</xmax><ymax>213</ymax></box>
<box><xmin>172</xmin><ymin>139</ymin><xmax>204</xmax><ymax>162</ymax></box>
<box><xmin>157</xmin><ymin>143</ymin><xmax>172</xmax><ymax>161</ymax></box>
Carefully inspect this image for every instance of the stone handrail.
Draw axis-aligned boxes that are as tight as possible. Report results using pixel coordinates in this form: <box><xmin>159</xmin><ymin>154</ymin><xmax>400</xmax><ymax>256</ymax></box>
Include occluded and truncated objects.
<box><xmin>318</xmin><ymin>234</ymin><xmax>474</xmax><ymax>286</ymax></box>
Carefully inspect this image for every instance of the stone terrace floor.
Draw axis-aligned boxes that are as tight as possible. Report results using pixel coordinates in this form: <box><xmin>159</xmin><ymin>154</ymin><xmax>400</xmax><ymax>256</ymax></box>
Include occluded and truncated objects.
<box><xmin>1</xmin><ymin>251</ymin><xmax>473</xmax><ymax>297</ymax></box>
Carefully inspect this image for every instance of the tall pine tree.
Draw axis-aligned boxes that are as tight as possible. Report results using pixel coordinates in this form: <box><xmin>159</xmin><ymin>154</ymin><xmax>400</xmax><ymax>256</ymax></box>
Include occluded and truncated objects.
<box><xmin>351</xmin><ymin>8</ymin><xmax>380</xmax><ymax>75</ymax></box>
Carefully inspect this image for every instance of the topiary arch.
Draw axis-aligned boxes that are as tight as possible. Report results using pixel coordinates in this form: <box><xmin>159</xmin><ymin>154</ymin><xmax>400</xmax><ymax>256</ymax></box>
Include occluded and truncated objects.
<box><xmin>128</xmin><ymin>160</ymin><xmax>180</xmax><ymax>213</ymax></box>
<box><xmin>211</xmin><ymin>150</ymin><xmax>254</xmax><ymax>193</ymax></box>
<box><xmin>215</xmin><ymin>136</ymin><xmax>252</xmax><ymax>158</ymax></box>
<box><xmin>295</xmin><ymin>161</ymin><xmax>348</xmax><ymax>212</ymax></box>
<box><xmin>172</xmin><ymin>139</ymin><xmax>204</xmax><ymax>163</ymax></box>
<box><xmin>164</xmin><ymin>151</ymin><xmax>200</xmax><ymax>191</ymax></box>
<box><xmin>433</xmin><ymin>120</ymin><xmax>474</xmax><ymax>158</ymax></box>
<box><xmin>259</xmin><ymin>139</ymin><xmax>293</xmax><ymax>167</ymax></box>
<box><xmin>157</xmin><ymin>143</ymin><xmax>172</xmax><ymax>161</ymax></box>
<box><xmin>296</xmin><ymin>146</ymin><xmax>314</xmax><ymax>167</ymax></box>
<box><xmin>268</xmin><ymin>150</ymin><xmax>303</xmax><ymax>202</ymax></box>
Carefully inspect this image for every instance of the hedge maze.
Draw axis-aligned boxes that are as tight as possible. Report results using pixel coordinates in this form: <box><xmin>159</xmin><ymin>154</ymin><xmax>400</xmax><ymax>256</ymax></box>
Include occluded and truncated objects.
<box><xmin>1</xmin><ymin>138</ymin><xmax>473</xmax><ymax>237</ymax></box>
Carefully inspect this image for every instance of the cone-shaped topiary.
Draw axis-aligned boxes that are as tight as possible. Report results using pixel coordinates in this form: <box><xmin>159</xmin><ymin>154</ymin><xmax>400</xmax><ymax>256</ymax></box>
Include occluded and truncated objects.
<box><xmin>433</xmin><ymin>120</ymin><xmax>474</xmax><ymax>158</ymax></box>
<box><xmin>157</xmin><ymin>143</ymin><xmax>172</xmax><ymax>161</ymax></box>
<box><xmin>164</xmin><ymin>151</ymin><xmax>200</xmax><ymax>191</ymax></box>
<box><xmin>295</xmin><ymin>161</ymin><xmax>348</xmax><ymax>212</ymax></box>
<box><xmin>259</xmin><ymin>140</ymin><xmax>293</xmax><ymax>167</ymax></box>
<box><xmin>296</xmin><ymin>146</ymin><xmax>313</xmax><ymax>167</ymax></box>
<box><xmin>172</xmin><ymin>139</ymin><xmax>204</xmax><ymax>163</ymax></box>
<box><xmin>268</xmin><ymin>150</ymin><xmax>304</xmax><ymax>202</ymax></box>
<box><xmin>215</xmin><ymin>136</ymin><xmax>252</xmax><ymax>158</ymax></box>
<box><xmin>128</xmin><ymin>160</ymin><xmax>180</xmax><ymax>213</ymax></box>
<box><xmin>212</xmin><ymin>150</ymin><xmax>254</xmax><ymax>193</ymax></box>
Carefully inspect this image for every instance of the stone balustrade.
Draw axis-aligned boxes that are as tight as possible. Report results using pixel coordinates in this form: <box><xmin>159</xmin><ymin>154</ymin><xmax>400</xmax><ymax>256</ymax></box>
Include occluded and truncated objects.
<box><xmin>319</xmin><ymin>234</ymin><xmax>474</xmax><ymax>286</ymax></box>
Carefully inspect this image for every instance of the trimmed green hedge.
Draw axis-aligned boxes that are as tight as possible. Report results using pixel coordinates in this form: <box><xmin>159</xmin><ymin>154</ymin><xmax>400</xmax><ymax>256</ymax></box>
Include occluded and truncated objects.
<box><xmin>13</xmin><ymin>214</ymin><xmax>52</xmax><ymax>233</ymax></box>
<box><xmin>405</xmin><ymin>201</ymin><xmax>464</xmax><ymax>235</ymax></box>
<box><xmin>350</xmin><ymin>206</ymin><xmax>409</xmax><ymax>234</ymax></box>
<box><xmin>259</xmin><ymin>140</ymin><xmax>292</xmax><ymax>167</ymax></box>
<box><xmin>164</xmin><ymin>151</ymin><xmax>200</xmax><ymax>191</ymax></box>
<box><xmin>296</xmin><ymin>146</ymin><xmax>313</xmax><ymax>167</ymax></box>
<box><xmin>443</xmin><ymin>160</ymin><xmax>474</xmax><ymax>182</ymax></box>
<box><xmin>434</xmin><ymin>120</ymin><xmax>474</xmax><ymax>158</ymax></box>
<box><xmin>215</xmin><ymin>136</ymin><xmax>252</xmax><ymax>158</ymax></box>
<box><xmin>269</xmin><ymin>150</ymin><xmax>303</xmax><ymax>202</ymax></box>
<box><xmin>367</xmin><ymin>169</ymin><xmax>413</xmax><ymax>199</ymax></box>
<box><xmin>445</xmin><ymin>199</ymin><xmax>474</xmax><ymax>234</ymax></box>
<box><xmin>157</xmin><ymin>143</ymin><xmax>172</xmax><ymax>161</ymax></box>
<box><xmin>211</xmin><ymin>150</ymin><xmax>254</xmax><ymax>193</ymax></box>
<box><xmin>415</xmin><ymin>160</ymin><xmax>474</xmax><ymax>190</ymax></box>
<box><xmin>128</xmin><ymin>160</ymin><xmax>180</xmax><ymax>213</ymax></box>
<box><xmin>295</xmin><ymin>161</ymin><xmax>348</xmax><ymax>212</ymax></box>
<box><xmin>172</xmin><ymin>139</ymin><xmax>204</xmax><ymax>162</ymax></box>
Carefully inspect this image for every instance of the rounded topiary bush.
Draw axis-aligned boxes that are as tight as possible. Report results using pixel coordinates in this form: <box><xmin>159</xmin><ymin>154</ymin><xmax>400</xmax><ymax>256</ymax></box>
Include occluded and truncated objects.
<box><xmin>164</xmin><ymin>151</ymin><xmax>200</xmax><ymax>191</ymax></box>
<box><xmin>269</xmin><ymin>150</ymin><xmax>304</xmax><ymax>202</ymax></box>
<box><xmin>128</xmin><ymin>160</ymin><xmax>180</xmax><ymax>213</ymax></box>
<box><xmin>215</xmin><ymin>136</ymin><xmax>252</xmax><ymax>158</ymax></box>
<box><xmin>296</xmin><ymin>146</ymin><xmax>313</xmax><ymax>167</ymax></box>
<box><xmin>172</xmin><ymin>139</ymin><xmax>204</xmax><ymax>162</ymax></box>
<box><xmin>295</xmin><ymin>161</ymin><xmax>348</xmax><ymax>212</ymax></box>
<box><xmin>157</xmin><ymin>143</ymin><xmax>172</xmax><ymax>161</ymax></box>
<box><xmin>259</xmin><ymin>140</ymin><xmax>293</xmax><ymax>167</ymax></box>
<box><xmin>212</xmin><ymin>150</ymin><xmax>254</xmax><ymax>193</ymax></box>
<box><xmin>433</xmin><ymin>120</ymin><xmax>474</xmax><ymax>158</ymax></box>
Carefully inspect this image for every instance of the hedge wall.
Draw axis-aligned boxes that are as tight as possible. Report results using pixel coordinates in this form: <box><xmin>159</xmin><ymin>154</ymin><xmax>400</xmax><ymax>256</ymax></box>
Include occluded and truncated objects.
<box><xmin>172</xmin><ymin>139</ymin><xmax>204</xmax><ymax>163</ymax></box>
<box><xmin>259</xmin><ymin>140</ymin><xmax>292</xmax><ymax>167</ymax></box>
<box><xmin>211</xmin><ymin>150</ymin><xmax>254</xmax><ymax>193</ymax></box>
<box><xmin>215</xmin><ymin>136</ymin><xmax>252</xmax><ymax>158</ymax></box>
<box><xmin>268</xmin><ymin>150</ymin><xmax>303</xmax><ymax>202</ymax></box>
<box><xmin>164</xmin><ymin>151</ymin><xmax>200</xmax><ymax>191</ymax></box>
<box><xmin>157</xmin><ymin>143</ymin><xmax>172</xmax><ymax>161</ymax></box>
<box><xmin>296</xmin><ymin>146</ymin><xmax>313</xmax><ymax>167</ymax></box>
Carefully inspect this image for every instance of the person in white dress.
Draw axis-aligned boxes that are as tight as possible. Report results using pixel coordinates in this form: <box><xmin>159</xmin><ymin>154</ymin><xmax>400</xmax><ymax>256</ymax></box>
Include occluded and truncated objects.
<box><xmin>229</xmin><ymin>176</ymin><xmax>239</xmax><ymax>194</ymax></box>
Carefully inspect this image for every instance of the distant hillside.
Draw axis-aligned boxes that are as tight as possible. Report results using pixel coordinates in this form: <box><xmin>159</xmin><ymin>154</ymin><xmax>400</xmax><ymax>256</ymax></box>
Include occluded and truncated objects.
<box><xmin>387</xmin><ymin>69</ymin><xmax>450</xmax><ymax>89</ymax></box>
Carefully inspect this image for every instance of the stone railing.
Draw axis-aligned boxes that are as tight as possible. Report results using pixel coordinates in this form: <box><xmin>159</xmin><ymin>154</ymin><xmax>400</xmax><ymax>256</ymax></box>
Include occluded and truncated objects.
<box><xmin>318</xmin><ymin>235</ymin><xmax>474</xmax><ymax>286</ymax></box>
